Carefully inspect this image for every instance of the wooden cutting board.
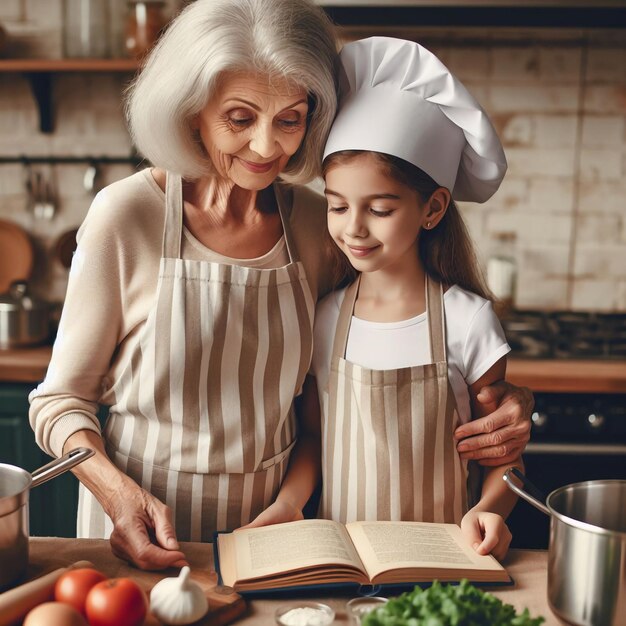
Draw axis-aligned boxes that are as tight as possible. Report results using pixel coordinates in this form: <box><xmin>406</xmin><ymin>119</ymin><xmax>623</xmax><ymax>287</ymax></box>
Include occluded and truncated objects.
<box><xmin>21</xmin><ymin>538</ymin><xmax>246</xmax><ymax>626</ymax></box>
<box><xmin>0</xmin><ymin>219</ymin><xmax>33</xmax><ymax>294</ymax></box>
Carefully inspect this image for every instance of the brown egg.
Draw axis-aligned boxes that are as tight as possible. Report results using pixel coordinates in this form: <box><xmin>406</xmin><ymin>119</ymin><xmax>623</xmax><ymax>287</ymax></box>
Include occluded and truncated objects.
<box><xmin>24</xmin><ymin>601</ymin><xmax>89</xmax><ymax>626</ymax></box>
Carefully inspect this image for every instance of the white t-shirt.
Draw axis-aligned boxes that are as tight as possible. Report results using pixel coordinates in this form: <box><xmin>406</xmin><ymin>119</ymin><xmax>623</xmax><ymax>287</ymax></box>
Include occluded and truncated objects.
<box><xmin>310</xmin><ymin>284</ymin><xmax>511</xmax><ymax>425</ymax></box>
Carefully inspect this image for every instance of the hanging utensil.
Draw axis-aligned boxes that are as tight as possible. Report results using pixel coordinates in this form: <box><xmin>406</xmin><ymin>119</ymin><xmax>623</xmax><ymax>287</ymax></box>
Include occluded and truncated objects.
<box><xmin>31</xmin><ymin>170</ymin><xmax>44</xmax><ymax>220</ymax></box>
<box><xmin>23</xmin><ymin>160</ymin><xmax>35</xmax><ymax>217</ymax></box>
<box><xmin>83</xmin><ymin>160</ymin><xmax>100</xmax><ymax>196</ymax></box>
<box><xmin>39</xmin><ymin>167</ymin><xmax>57</xmax><ymax>220</ymax></box>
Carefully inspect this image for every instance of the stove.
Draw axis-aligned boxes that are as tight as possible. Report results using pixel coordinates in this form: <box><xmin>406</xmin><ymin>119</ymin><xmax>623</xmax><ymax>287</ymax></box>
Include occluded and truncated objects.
<box><xmin>501</xmin><ymin>311</ymin><xmax>626</xmax><ymax>360</ymax></box>
<box><xmin>500</xmin><ymin>310</ymin><xmax>626</xmax><ymax>549</ymax></box>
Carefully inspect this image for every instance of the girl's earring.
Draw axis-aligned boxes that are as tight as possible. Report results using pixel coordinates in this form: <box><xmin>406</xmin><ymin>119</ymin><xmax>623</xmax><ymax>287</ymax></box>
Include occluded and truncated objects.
<box><xmin>426</xmin><ymin>221</ymin><xmax>432</xmax><ymax>229</ymax></box>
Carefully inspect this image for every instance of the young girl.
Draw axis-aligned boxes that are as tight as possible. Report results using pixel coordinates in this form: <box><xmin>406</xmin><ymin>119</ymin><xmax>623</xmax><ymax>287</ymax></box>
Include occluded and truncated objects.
<box><xmin>248</xmin><ymin>36</ymin><xmax>523</xmax><ymax>561</ymax></box>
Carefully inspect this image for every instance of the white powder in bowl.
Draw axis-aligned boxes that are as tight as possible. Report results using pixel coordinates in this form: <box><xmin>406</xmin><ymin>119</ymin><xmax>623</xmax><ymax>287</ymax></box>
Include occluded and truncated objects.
<box><xmin>279</xmin><ymin>606</ymin><xmax>331</xmax><ymax>626</ymax></box>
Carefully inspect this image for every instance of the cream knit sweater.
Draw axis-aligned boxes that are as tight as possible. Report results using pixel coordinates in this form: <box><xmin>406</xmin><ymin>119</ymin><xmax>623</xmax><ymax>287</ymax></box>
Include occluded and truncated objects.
<box><xmin>29</xmin><ymin>169</ymin><xmax>331</xmax><ymax>458</ymax></box>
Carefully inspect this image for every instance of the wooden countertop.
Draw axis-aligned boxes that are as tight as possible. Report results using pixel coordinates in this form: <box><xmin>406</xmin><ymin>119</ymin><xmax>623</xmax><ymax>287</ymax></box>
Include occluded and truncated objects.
<box><xmin>1</xmin><ymin>345</ymin><xmax>625</xmax><ymax>393</ymax></box>
<box><xmin>23</xmin><ymin>538</ymin><xmax>558</xmax><ymax>625</ymax></box>
<box><xmin>506</xmin><ymin>358</ymin><xmax>626</xmax><ymax>393</ymax></box>
<box><xmin>0</xmin><ymin>345</ymin><xmax>52</xmax><ymax>384</ymax></box>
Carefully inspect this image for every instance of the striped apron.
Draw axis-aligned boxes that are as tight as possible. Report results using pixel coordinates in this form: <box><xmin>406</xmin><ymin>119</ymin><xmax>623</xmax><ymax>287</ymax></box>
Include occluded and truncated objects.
<box><xmin>320</xmin><ymin>274</ymin><xmax>473</xmax><ymax>525</ymax></box>
<box><xmin>77</xmin><ymin>172</ymin><xmax>315</xmax><ymax>541</ymax></box>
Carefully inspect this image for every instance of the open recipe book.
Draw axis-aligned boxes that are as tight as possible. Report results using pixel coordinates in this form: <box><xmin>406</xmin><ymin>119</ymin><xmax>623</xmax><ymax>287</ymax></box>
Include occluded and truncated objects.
<box><xmin>215</xmin><ymin>519</ymin><xmax>511</xmax><ymax>594</ymax></box>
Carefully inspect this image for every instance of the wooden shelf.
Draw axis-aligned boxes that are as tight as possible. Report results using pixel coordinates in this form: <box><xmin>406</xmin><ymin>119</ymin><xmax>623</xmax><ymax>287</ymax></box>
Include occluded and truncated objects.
<box><xmin>0</xmin><ymin>58</ymin><xmax>140</xmax><ymax>72</ymax></box>
<box><xmin>0</xmin><ymin>58</ymin><xmax>140</xmax><ymax>133</ymax></box>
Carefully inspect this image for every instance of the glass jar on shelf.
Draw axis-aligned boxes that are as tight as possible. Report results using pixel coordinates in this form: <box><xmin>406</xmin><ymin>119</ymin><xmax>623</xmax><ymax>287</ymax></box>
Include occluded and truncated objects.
<box><xmin>486</xmin><ymin>232</ymin><xmax>517</xmax><ymax>318</ymax></box>
<box><xmin>64</xmin><ymin>0</ymin><xmax>110</xmax><ymax>58</ymax></box>
<box><xmin>125</xmin><ymin>0</ymin><xmax>166</xmax><ymax>60</ymax></box>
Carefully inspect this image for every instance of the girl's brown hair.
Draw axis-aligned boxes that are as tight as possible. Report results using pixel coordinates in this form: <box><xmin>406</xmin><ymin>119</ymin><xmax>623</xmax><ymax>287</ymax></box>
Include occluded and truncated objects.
<box><xmin>322</xmin><ymin>150</ymin><xmax>493</xmax><ymax>300</ymax></box>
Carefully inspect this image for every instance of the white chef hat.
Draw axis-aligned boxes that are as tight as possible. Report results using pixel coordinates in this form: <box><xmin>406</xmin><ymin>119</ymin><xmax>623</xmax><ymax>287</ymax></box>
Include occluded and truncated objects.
<box><xmin>323</xmin><ymin>37</ymin><xmax>507</xmax><ymax>202</ymax></box>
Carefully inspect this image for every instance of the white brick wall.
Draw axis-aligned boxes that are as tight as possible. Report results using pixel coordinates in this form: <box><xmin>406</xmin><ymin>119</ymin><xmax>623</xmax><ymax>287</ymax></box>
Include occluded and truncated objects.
<box><xmin>534</xmin><ymin>115</ymin><xmax>578</xmax><ymax>148</ymax></box>
<box><xmin>573</xmin><ymin>245</ymin><xmax>626</xmax><ymax>278</ymax></box>
<box><xmin>528</xmin><ymin>179</ymin><xmax>575</xmax><ymax>213</ymax></box>
<box><xmin>489</xmin><ymin>85</ymin><xmax>580</xmax><ymax>113</ymax></box>
<box><xmin>571</xmin><ymin>279</ymin><xmax>619</xmax><ymax>311</ymax></box>
<box><xmin>454</xmin><ymin>30</ymin><xmax>626</xmax><ymax>312</ymax></box>
<box><xmin>618</xmin><ymin>282</ymin><xmax>626</xmax><ymax>309</ymax></box>
<box><xmin>447</xmin><ymin>48</ymin><xmax>490</xmax><ymax>80</ymax></box>
<box><xmin>0</xmin><ymin>1</ymin><xmax>23</xmax><ymax>22</ymax></box>
<box><xmin>585</xmin><ymin>48</ymin><xmax>626</xmax><ymax>84</ymax></box>
<box><xmin>0</xmin><ymin>22</ymin><xmax>625</xmax><ymax>311</ymax></box>
<box><xmin>582</xmin><ymin>116</ymin><xmax>625</xmax><ymax>148</ymax></box>
<box><xmin>505</xmin><ymin>147</ymin><xmax>577</xmax><ymax>177</ymax></box>
<box><xmin>584</xmin><ymin>86</ymin><xmax>626</xmax><ymax>114</ymax></box>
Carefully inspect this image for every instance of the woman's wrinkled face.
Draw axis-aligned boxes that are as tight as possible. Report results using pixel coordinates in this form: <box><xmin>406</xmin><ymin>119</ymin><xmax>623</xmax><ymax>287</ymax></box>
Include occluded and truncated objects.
<box><xmin>197</xmin><ymin>72</ymin><xmax>309</xmax><ymax>189</ymax></box>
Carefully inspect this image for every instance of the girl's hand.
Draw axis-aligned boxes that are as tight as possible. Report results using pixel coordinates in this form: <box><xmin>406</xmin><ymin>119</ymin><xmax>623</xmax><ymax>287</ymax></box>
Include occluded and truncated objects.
<box><xmin>461</xmin><ymin>510</ymin><xmax>512</xmax><ymax>562</ymax></box>
<box><xmin>107</xmin><ymin>479</ymin><xmax>188</xmax><ymax>570</ymax></box>
<box><xmin>240</xmin><ymin>499</ymin><xmax>304</xmax><ymax>529</ymax></box>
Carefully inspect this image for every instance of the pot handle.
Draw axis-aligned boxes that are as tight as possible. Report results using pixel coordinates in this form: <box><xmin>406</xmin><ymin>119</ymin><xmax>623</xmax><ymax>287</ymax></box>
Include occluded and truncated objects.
<box><xmin>30</xmin><ymin>447</ymin><xmax>94</xmax><ymax>489</ymax></box>
<box><xmin>503</xmin><ymin>467</ymin><xmax>551</xmax><ymax>516</ymax></box>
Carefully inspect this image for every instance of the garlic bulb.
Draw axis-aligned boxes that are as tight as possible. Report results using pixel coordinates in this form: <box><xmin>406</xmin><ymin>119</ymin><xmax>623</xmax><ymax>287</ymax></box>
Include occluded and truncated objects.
<box><xmin>150</xmin><ymin>566</ymin><xmax>209</xmax><ymax>625</ymax></box>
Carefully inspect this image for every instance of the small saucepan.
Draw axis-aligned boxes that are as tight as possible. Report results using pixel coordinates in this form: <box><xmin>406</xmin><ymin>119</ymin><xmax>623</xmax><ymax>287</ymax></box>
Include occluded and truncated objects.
<box><xmin>0</xmin><ymin>447</ymin><xmax>94</xmax><ymax>589</ymax></box>
<box><xmin>504</xmin><ymin>468</ymin><xmax>626</xmax><ymax>626</ymax></box>
<box><xmin>0</xmin><ymin>281</ymin><xmax>50</xmax><ymax>349</ymax></box>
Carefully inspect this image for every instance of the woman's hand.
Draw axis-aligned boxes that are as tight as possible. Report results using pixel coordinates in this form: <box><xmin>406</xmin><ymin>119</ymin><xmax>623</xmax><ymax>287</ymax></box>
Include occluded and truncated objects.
<box><xmin>106</xmin><ymin>479</ymin><xmax>188</xmax><ymax>570</ymax></box>
<box><xmin>240</xmin><ymin>499</ymin><xmax>304</xmax><ymax>530</ymax></box>
<box><xmin>455</xmin><ymin>380</ymin><xmax>533</xmax><ymax>466</ymax></box>
<box><xmin>63</xmin><ymin>430</ymin><xmax>187</xmax><ymax>571</ymax></box>
<box><xmin>461</xmin><ymin>510</ymin><xmax>512</xmax><ymax>561</ymax></box>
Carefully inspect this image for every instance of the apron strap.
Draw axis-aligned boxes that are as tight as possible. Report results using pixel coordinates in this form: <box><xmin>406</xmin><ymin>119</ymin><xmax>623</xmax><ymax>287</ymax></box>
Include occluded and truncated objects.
<box><xmin>331</xmin><ymin>274</ymin><xmax>447</xmax><ymax>363</ymax></box>
<box><xmin>426</xmin><ymin>275</ymin><xmax>447</xmax><ymax>363</ymax></box>
<box><xmin>162</xmin><ymin>174</ymin><xmax>300</xmax><ymax>263</ymax></box>
<box><xmin>331</xmin><ymin>275</ymin><xmax>360</xmax><ymax>360</ymax></box>
<box><xmin>163</xmin><ymin>171</ymin><xmax>183</xmax><ymax>259</ymax></box>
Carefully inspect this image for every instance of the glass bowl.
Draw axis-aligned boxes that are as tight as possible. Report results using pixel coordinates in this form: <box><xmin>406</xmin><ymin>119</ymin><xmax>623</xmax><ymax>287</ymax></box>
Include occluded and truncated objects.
<box><xmin>346</xmin><ymin>596</ymin><xmax>388</xmax><ymax>624</ymax></box>
<box><xmin>275</xmin><ymin>601</ymin><xmax>335</xmax><ymax>626</ymax></box>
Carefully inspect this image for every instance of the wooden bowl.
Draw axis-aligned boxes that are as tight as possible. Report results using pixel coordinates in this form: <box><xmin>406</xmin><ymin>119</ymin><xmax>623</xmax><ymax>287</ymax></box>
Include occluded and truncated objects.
<box><xmin>0</xmin><ymin>219</ymin><xmax>34</xmax><ymax>294</ymax></box>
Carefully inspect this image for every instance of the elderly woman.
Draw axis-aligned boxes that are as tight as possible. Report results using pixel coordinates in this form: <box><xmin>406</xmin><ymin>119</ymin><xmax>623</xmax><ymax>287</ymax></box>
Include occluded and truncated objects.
<box><xmin>30</xmin><ymin>0</ymin><xmax>531</xmax><ymax>571</ymax></box>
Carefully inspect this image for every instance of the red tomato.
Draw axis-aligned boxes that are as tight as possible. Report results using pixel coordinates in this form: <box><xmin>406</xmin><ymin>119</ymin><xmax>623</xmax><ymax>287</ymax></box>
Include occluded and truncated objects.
<box><xmin>54</xmin><ymin>568</ymin><xmax>107</xmax><ymax>616</ymax></box>
<box><xmin>85</xmin><ymin>577</ymin><xmax>148</xmax><ymax>626</ymax></box>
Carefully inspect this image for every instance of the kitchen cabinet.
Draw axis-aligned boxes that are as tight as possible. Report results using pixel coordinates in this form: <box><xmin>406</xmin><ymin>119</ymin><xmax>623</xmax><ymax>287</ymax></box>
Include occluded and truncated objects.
<box><xmin>0</xmin><ymin>382</ymin><xmax>72</xmax><ymax>537</ymax></box>
<box><xmin>0</xmin><ymin>381</ymin><xmax>106</xmax><ymax>538</ymax></box>
<box><xmin>321</xmin><ymin>1</ymin><xmax>626</xmax><ymax>28</ymax></box>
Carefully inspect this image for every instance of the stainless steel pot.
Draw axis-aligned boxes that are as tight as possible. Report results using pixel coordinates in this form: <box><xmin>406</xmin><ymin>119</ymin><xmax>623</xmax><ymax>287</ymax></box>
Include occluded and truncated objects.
<box><xmin>504</xmin><ymin>468</ymin><xmax>626</xmax><ymax>626</ymax></box>
<box><xmin>0</xmin><ymin>281</ymin><xmax>50</xmax><ymax>349</ymax></box>
<box><xmin>0</xmin><ymin>447</ymin><xmax>94</xmax><ymax>589</ymax></box>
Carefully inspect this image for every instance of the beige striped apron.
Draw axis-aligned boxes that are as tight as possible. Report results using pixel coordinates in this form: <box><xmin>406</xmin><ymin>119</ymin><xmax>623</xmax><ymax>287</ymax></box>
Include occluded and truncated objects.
<box><xmin>77</xmin><ymin>172</ymin><xmax>315</xmax><ymax>541</ymax></box>
<box><xmin>320</xmin><ymin>275</ymin><xmax>474</xmax><ymax>525</ymax></box>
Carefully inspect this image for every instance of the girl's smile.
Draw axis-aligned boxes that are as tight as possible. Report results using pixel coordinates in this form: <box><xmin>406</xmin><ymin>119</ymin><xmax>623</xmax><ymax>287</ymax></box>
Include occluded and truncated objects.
<box><xmin>346</xmin><ymin>244</ymin><xmax>380</xmax><ymax>257</ymax></box>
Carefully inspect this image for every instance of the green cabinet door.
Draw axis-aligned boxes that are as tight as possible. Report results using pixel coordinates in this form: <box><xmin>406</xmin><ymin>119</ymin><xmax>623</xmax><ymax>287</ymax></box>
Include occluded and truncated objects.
<box><xmin>0</xmin><ymin>383</ymin><xmax>80</xmax><ymax>537</ymax></box>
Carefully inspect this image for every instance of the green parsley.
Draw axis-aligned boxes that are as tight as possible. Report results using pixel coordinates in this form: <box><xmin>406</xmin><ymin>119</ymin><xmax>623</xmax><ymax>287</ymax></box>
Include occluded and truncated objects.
<box><xmin>362</xmin><ymin>579</ymin><xmax>545</xmax><ymax>626</ymax></box>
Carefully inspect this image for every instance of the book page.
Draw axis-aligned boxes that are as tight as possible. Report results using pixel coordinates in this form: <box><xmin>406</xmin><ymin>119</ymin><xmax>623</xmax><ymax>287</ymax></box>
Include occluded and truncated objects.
<box><xmin>223</xmin><ymin>519</ymin><xmax>366</xmax><ymax>583</ymax></box>
<box><xmin>346</xmin><ymin>521</ymin><xmax>505</xmax><ymax>581</ymax></box>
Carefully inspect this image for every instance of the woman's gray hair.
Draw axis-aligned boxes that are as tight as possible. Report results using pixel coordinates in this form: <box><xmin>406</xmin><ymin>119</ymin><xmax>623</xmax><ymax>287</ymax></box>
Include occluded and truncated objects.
<box><xmin>126</xmin><ymin>0</ymin><xmax>338</xmax><ymax>183</ymax></box>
